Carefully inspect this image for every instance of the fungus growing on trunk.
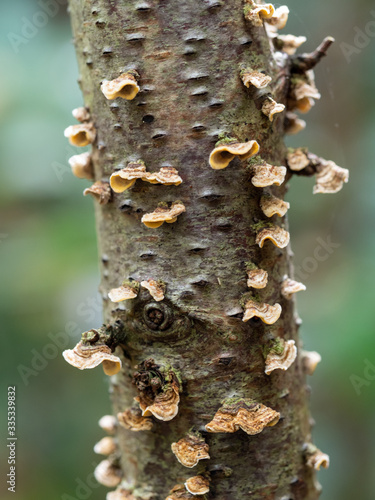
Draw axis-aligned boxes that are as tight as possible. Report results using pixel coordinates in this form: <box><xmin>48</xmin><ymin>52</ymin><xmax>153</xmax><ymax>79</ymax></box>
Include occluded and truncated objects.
<box><xmin>63</xmin><ymin>341</ymin><xmax>121</xmax><ymax>376</ymax></box>
<box><xmin>185</xmin><ymin>476</ymin><xmax>210</xmax><ymax>495</ymax></box>
<box><xmin>108</xmin><ymin>281</ymin><xmax>139</xmax><ymax>302</ymax></box>
<box><xmin>313</xmin><ymin>160</ymin><xmax>349</xmax><ymax>194</ymax></box>
<box><xmin>242</xmin><ymin>300</ymin><xmax>282</xmax><ymax>324</ymax></box>
<box><xmin>302</xmin><ymin>350</ymin><xmax>322</xmax><ymax>375</ymax></box>
<box><xmin>94</xmin><ymin>459</ymin><xmax>123</xmax><ymax>488</ymax></box>
<box><xmin>284</xmin><ymin>112</ymin><xmax>306</xmax><ymax>135</ymax></box>
<box><xmin>264</xmin><ymin>339</ymin><xmax>297</xmax><ymax>375</ymax></box>
<box><xmin>140</xmin><ymin>279</ymin><xmax>165</xmax><ymax>302</ymax></box>
<box><xmin>205</xmin><ymin>399</ymin><xmax>280</xmax><ymax>435</ymax></box>
<box><xmin>141</xmin><ymin>202</ymin><xmax>186</xmax><ymax>228</ymax></box>
<box><xmin>266</xmin><ymin>5</ymin><xmax>289</xmax><ymax>30</ymax></box>
<box><xmin>101</xmin><ymin>71</ymin><xmax>140</xmax><ymax>100</ymax></box>
<box><xmin>261</xmin><ymin>97</ymin><xmax>285</xmax><ymax>122</ymax></box>
<box><xmin>166</xmin><ymin>484</ymin><xmax>198</xmax><ymax>500</ymax></box>
<box><xmin>260</xmin><ymin>194</ymin><xmax>290</xmax><ymax>217</ymax></box>
<box><xmin>256</xmin><ymin>226</ymin><xmax>290</xmax><ymax>249</ymax></box>
<box><xmin>281</xmin><ymin>278</ymin><xmax>306</xmax><ymax>299</ymax></box>
<box><xmin>83</xmin><ymin>181</ymin><xmax>111</xmax><ymax>204</ymax></box>
<box><xmin>72</xmin><ymin>106</ymin><xmax>91</xmax><ymax>122</ymax></box>
<box><xmin>251</xmin><ymin>164</ymin><xmax>286</xmax><ymax>187</ymax></box>
<box><xmin>107</xmin><ymin>488</ymin><xmax>137</xmax><ymax>500</ymax></box>
<box><xmin>117</xmin><ymin>407</ymin><xmax>154</xmax><ymax>432</ymax></box>
<box><xmin>171</xmin><ymin>432</ymin><xmax>210</xmax><ymax>468</ymax></box>
<box><xmin>288</xmin><ymin>71</ymin><xmax>321</xmax><ymax>114</ymax></box>
<box><xmin>64</xmin><ymin>123</ymin><xmax>96</xmax><ymax>147</ymax></box>
<box><xmin>99</xmin><ymin>415</ymin><xmax>117</xmax><ymax>435</ymax></box>
<box><xmin>145</xmin><ymin>167</ymin><xmax>183</xmax><ymax>186</ymax></box>
<box><xmin>286</xmin><ymin>147</ymin><xmax>310</xmax><ymax>171</ymax></box>
<box><xmin>69</xmin><ymin>152</ymin><xmax>94</xmax><ymax>180</ymax></box>
<box><xmin>244</xmin><ymin>1</ymin><xmax>275</xmax><ymax>27</ymax></box>
<box><xmin>209</xmin><ymin>139</ymin><xmax>259</xmax><ymax>169</ymax></box>
<box><xmin>246</xmin><ymin>264</ymin><xmax>268</xmax><ymax>289</ymax></box>
<box><xmin>110</xmin><ymin>161</ymin><xmax>148</xmax><ymax>192</ymax></box>
<box><xmin>94</xmin><ymin>436</ymin><xmax>117</xmax><ymax>455</ymax></box>
<box><xmin>304</xmin><ymin>443</ymin><xmax>330</xmax><ymax>470</ymax></box>
<box><xmin>274</xmin><ymin>34</ymin><xmax>306</xmax><ymax>55</ymax></box>
<box><xmin>240</xmin><ymin>70</ymin><xmax>272</xmax><ymax>89</ymax></box>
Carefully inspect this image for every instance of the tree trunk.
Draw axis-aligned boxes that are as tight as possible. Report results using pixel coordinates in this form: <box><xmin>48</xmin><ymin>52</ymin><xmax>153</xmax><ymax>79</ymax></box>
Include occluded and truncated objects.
<box><xmin>64</xmin><ymin>1</ymin><xmax>336</xmax><ymax>499</ymax></box>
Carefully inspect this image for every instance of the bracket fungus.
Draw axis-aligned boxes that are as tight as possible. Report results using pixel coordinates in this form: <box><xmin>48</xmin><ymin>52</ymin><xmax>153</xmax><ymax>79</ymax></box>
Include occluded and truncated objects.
<box><xmin>94</xmin><ymin>436</ymin><xmax>117</xmax><ymax>456</ymax></box>
<box><xmin>264</xmin><ymin>339</ymin><xmax>297</xmax><ymax>375</ymax></box>
<box><xmin>288</xmin><ymin>72</ymin><xmax>321</xmax><ymax>114</ymax></box>
<box><xmin>171</xmin><ymin>433</ymin><xmax>210</xmax><ymax>468</ymax></box>
<box><xmin>145</xmin><ymin>167</ymin><xmax>183</xmax><ymax>186</ymax></box>
<box><xmin>101</xmin><ymin>71</ymin><xmax>140</xmax><ymax>100</ymax></box>
<box><xmin>69</xmin><ymin>152</ymin><xmax>94</xmax><ymax>180</ymax></box>
<box><xmin>304</xmin><ymin>443</ymin><xmax>330</xmax><ymax>471</ymax></box>
<box><xmin>246</xmin><ymin>266</ymin><xmax>268</xmax><ymax>289</ymax></box>
<box><xmin>266</xmin><ymin>5</ymin><xmax>289</xmax><ymax>30</ymax></box>
<box><xmin>205</xmin><ymin>399</ymin><xmax>280</xmax><ymax>435</ymax></box>
<box><xmin>251</xmin><ymin>164</ymin><xmax>286</xmax><ymax>187</ymax></box>
<box><xmin>209</xmin><ymin>139</ymin><xmax>259</xmax><ymax>170</ymax></box>
<box><xmin>261</xmin><ymin>97</ymin><xmax>285</xmax><ymax>122</ymax></box>
<box><xmin>260</xmin><ymin>194</ymin><xmax>290</xmax><ymax>217</ymax></box>
<box><xmin>72</xmin><ymin>106</ymin><xmax>91</xmax><ymax>122</ymax></box>
<box><xmin>141</xmin><ymin>202</ymin><xmax>186</xmax><ymax>228</ymax></box>
<box><xmin>185</xmin><ymin>476</ymin><xmax>210</xmax><ymax>496</ymax></box>
<box><xmin>244</xmin><ymin>1</ymin><xmax>275</xmax><ymax>27</ymax></box>
<box><xmin>64</xmin><ymin>122</ymin><xmax>96</xmax><ymax>147</ymax></box>
<box><xmin>110</xmin><ymin>161</ymin><xmax>148</xmax><ymax>192</ymax></box>
<box><xmin>63</xmin><ymin>339</ymin><xmax>122</xmax><ymax>376</ymax></box>
<box><xmin>133</xmin><ymin>360</ymin><xmax>180</xmax><ymax>421</ymax></box>
<box><xmin>242</xmin><ymin>300</ymin><xmax>282</xmax><ymax>324</ymax></box>
<box><xmin>313</xmin><ymin>160</ymin><xmax>349</xmax><ymax>194</ymax></box>
<box><xmin>99</xmin><ymin>415</ymin><xmax>117</xmax><ymax>434</ymax></box>
<box><xmin>83</xmin><ymin>181</ymin><xmax>111</xmax><ymax>204</ymax></box>
<box><xmin>275</xmin><ymin>34</ymin><xmax>307</xmax><ymax>55</ymax></box>
<box><xmin>241</xmin><ymin>70</ymin><xmax>272</xmax><ymax>89</ymax></box>
<box><xmin>140</xmin><ymin>280</ymin><xmax>165</xmax><ymax>302</ymax></box>
<box><xmin>166</xmin><ymin>484</ymin><xmax>197</xmax><ymax>500</ymax></box>
<box><xmin>94</xmin><ymin>459</ymin><xmax>123</xmax><ymax>488</ymax></box>
<box><xmin>117</xmin><ymin>407</ymin><xmax>154</xmax><ymax>432</ymax></box>
<box><xmin>302</xmin><ymin>350</ymin><xmax>322</xmax><ymax>375</ymax></box>
<box><xmin>108</xmin><ymin>282</ymin><xmax>139</xmax><ymax>302</ymax></box>
<box><xmin>107</xmin><ymin>488</ymin><xmax>137</xmax><ymax>500</ymax></box>
<box><xmin>281</xmin><ymin>278</ymin><xmax>306</xmax><ymax>299</ymax></box>
<box><xmin>256</xmin><ymin>226</ymin><xmax>290</xmax><ymax>249</ymax></box>
<box><xmin>286</xmin><ymin>148</ymin><xmax>310</xmax><ymax>171</ymax></box>
<box><xmin>285</xmin><ymin>112</ymin><xmax>306</xmax><ymax>135</ymax></box>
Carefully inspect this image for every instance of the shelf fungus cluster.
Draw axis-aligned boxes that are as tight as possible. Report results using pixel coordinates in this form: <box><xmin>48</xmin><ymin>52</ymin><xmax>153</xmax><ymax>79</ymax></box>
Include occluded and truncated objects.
<box><xmin>110</xmin><ymin>162</ymin><xmax>182</xmax><ymax>193</ymax></box>
<box><xmin>141</xmin><ymin>202</ymin><xmax>186</xmax><ymax>228</ymax></box>
<box><xmin>264</xmin><ymin>339</ymin><xmax>297</xmax><ymax>375</ymax></box>
<box><xmin>206</xmin><ymin>399</ymin><xmax>280</xmax><ymax>435</ymax></box>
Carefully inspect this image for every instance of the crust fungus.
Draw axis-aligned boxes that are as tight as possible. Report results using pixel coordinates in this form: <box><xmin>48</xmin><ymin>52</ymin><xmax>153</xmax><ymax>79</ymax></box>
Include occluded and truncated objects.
<box><xmin>244</xmin><ymin>1</ymin><xmax>275</xmax><ymax>27</ymax></box>
<box><xmin>63</xmin><ymin>341</ymin><xmax>122</xmax><ymax>376</ymax></box>
<box><xmin>140</xmin><ymin>280</ymin><xmax>165</xmax><ymax>302</ymax></box>
<box><xmin>117</xmin><ymin>407</ymin><xmax>153</xmax><ymax>431</ymax></box>
<box><xmin>94</xmin><ymin>459</ymin><xmax>123</xmax><ymax>488</ymax></box>
<box><xmin>302</xmin><ymin>350</ymin><xmax>322</xmax><ymax>375</ymax></box>
<box><xmin>69</xmin><ymin>152</ymin><xmax>94</xmax><ymax>180</ymax></box>
<box><xmin>256</xmin><ymin>226</ymin><xmax>290</xmax><ymax>249</ymax></box>
<box><xmin>304</xmin><ymin>444</ymin><xmax>330</xmax><ymax>471</ymax></box>
<box><xmin>64</xmin><ymin>123</ymin><xmax>96</xmax><ymax>147</ymax></box>
<box><xmin>110</xmin><ymin>161</ymin><xmax>148</xmax><ymax>192</ymax></box>
<box><xmin>133</xmin><ymin>360</ymin><xmax>180</xmax><ymax>421</ymax></box>
<box><xmin>205</xmin><ymin>399</ymin><xmax>280</xmax><ymax>435</ymax></box>
<box><xmin>287</xmin><ymin>148</ymin><xmax>310</xmax><ymax>171</ymax></box>
<box><xmin>264</xmin><ymin>339</ymin><xmax>297</xmax><ymax>375</ymax></box>
<box><xmin>242</xmin><ymin>300</ymin><xmax>282</xmax><ymax>324</ymax></box>
<box><xmin>285</xmin><ymin>112</ymin><xmax>306</xmax><ymax>135</ymax></box>
<box><xmin>72</xmin><ymin>106</ymin><xmax>91</xmax><ymax>122</ymax></box>
<box><xmin>108</xmin><ymin>282</ymin><xmax>139</xmax><ymax>302</ymax></box>
<box><xmin>275</xmin><ymin>34</ymin><xmax>306</xmax><ymax>55</ymax></box>
<box><xmin>101</xmin><ymin>71</ymin><xmax>140</xmax><ymax>100</ymax></box>
<box><xmin>166</xmin><ymin>484</ymin><xmax>195</xmax><ymax>500</ymax></box>
<box><xmin>171</xmin><ymin>433</ymin><xmax>210</xmax><ymax>468</ymax></box>
<box><xmin>107</xmin><ymin>488</ymin><xmax>136</xmax><ymax>500</ymax></box>
<box><xmin>241</xmin><ymin>70</ymin><xmax>272</xmax><ymax>89</ymax></box>
<box><xmin>262</xmin><ymin>97</ymin><xmax>285</xmax><ymax>122</ymax></box>
<box><xmin>209</xmin><ymin>139</ymin><xmax>259</xmax><ymax>169</ymax></box>
<box><xmin>185</xmin><ymin>476</ymin><xmax>210</xmax><ymax>496</ymax></box>
<box><xmin>94</xmin><ymin>436</ymin><xmax>117</xmax><ymax>456</ymax></box>
<box><xmin>251</xmin><ymin>164</ymin><xmax>286</xmax><ymax>187</ymax></box>
<box><xmin>141</xmin><ymin>202</ymin><xmax>186</xmax><ymax>228</ymax></box>
<box><xmin>99</xmin><ymin>415</ymin><xmax>117</xmax><ymax>434</ymax></box>
<box><xmin>246</xmin><ymin>266</ymin><xmax>268</xmax><ymax>289</ymax></box>
<box><xmin>313</xmin><ymin>160</ymin><xmax>349</xmax><ymax>194</ymax></box>
<box><xmin>289</xmin><ymin>72</ymin><xmax>321</xmax><ymax>114</ymax></box>
<box><xmin>83</xmin><ymin>181</ymin><xmax>111</xmax><ymax>204</ymax></box>
<box><xmin>145</xmin><ymin>167</ymin><xmax>183</xmax><ymax>186</ymax></box>
<box><xmin>281</xmin><ymin>278</ymin><xmax>306</xmax><ymax>299</ymax></box>
<box><xmin>260</xmin><ymin>194</ymin><xmax>290</xmax><ymax>217</ymax></box>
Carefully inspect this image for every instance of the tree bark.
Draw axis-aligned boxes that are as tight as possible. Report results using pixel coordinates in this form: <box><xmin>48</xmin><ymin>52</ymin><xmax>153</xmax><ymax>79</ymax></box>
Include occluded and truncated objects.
<box><xmin>66</xmin><ymin>1</ymin><xmax>325</xmax><ymax>499</ymax></box>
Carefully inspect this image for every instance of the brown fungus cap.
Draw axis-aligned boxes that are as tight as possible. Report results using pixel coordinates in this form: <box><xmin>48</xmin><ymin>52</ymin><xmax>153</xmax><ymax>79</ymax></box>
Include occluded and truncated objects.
<box><xmin>281</xmin><ymin>278</ymin><xmax>306</xmax><ymax>299</ymax></box>
<box><xmin>256</xmin><ymin>226</ymin><xmax>290</xmax><ymax>248</ymax></box>
<box><xmin>108</xmin><ymin>284</ymin><xmax>138</xmax><ymax>303</ymax></box>
<box><xmin>94</xmin><ymin>436</ymin><xmax>117</xmax><ymax>456</ymax></box>
<box><xmin>145</xmin><ymin>167</ymin><xmax>182</xmax><ymax>186</ymax></box>
<box><xmin>94</xmin><ymin>459</ymin><xmax>123</xmax><ymax>488</ymax></box>
<box><xmin>262</xmin><ymin>98</ymin><xmax>285</xmax><ymax>122</ymax></box>
<box><xmin>313</xmin><ymin>160</ymin><xmax>349</xmax><ymax>194</ymax></box>
<box><xmin>184</xmin><ymin>476</ymin><xmax>209</xmax><ymax>495</ymax></box>
<box><xmin>276</xmin><ymin>34</ymin><xmax>306</xmax><ymax>55</ymax></box>
<box><xmin>110</xmin><ymin>162</ymin><xmax>148</xmax><ymax>193</ymax></box>
<box><xmin>171</xmin><ymin>433</ymin><xmax>210</xmax><ymax>468</ymax></box>
<box><xmin>101</xmin><ymin>72</ymin><xmax>140</xmax><ymax>100</ymax></box>
<box><xmin>205</xmin><ymin>399</ymin><xmax>280</xmax><ymax>435</ymax></box>
<box><xmin>63</xmin><ymin>341</ymin><xmax>122</xmax><ymax>376</ymax></box>
<box><xmin>244</xmin><ymin>1</ymin><xmax>275</xmax><ymax>27</ymax></box>
<box><xmin>107</xmin><ymin>488</ymin><xmax>137</xmax><ymax>500</ymax></box>
<box><xmin>209</xmin><ymin>140</ymin><xmax>259</xmax><ymax>170</ymax></box>
<box><xmin>287</xmin><ymin>148</ymin><xmax>310</xmax><ymax>171</ymax></box>
<box><xmin>142</xmin><ymin>202</ymin><xmax>186</xmax><ymax>229</ymax></box>
<box><xmin>265</xmin><ymin>339</ymin><xmax>297</xmax><ymax>375</ymax></box>
<box><xmin>242</xmin><ymin>300</ymin><xmax>282</xmax><ymax>324</ymax></box>
<box><xmin>83</xmin><ymin>181</ymin><xmax>111</xmax><ymax>205</ymax></box>
<box><xmin>166</xmin><ymin>484</ymin><xmax>196</xmax><ymax>500</ymax></box>
<box><xmin>117</xmin><ymin>407</ymin><xmax>153</xmax><ymax>432</ymax></box>
<box><xmin>260</xmin><ymin>195</ymin><xmax>289</xmax><ymax>217</ymax></box>
<box><xmin>140</xmin><ymin>280</ymin><xmax>165</xmax><ymax>302</ymax></box>
<box><xmin>72</xmin><ymin>106</ymin><xmax>91</xmax><ymax>122</ymax></box>
<box><xmin>266</xmin><ymin>5</ymin><xmax>289</xmax><ymax>30</ymax></box>
<box><xmin>69</xmin><ymin>152</ymin><xmax>94</xmax><ymax>180</ymax></box>
<box><xmin>304</xmin><ymin>444</ymin><xmax>330</xmax><ymax>471</ymax></box>
<box><xmin>251</xmin><ymin>164</ymin><xmax>286</xmax><ymax>187</ymax></box>
<box><xmin>241</xmin><ymin>70</ymin><xmax>272</xmax><ymax>89</ymax></box>
<box><xmin>135</xmin><ymin>382</ymin><xmax>180</xmax><ymax>421</ymax></box>
<box><xmin>247</xmin><ymin>268</ymin><xmax>268</xmax><ymax>289</ymax></box>
<box><xmin>64</xmin><ymin>123</ymin><xmax>96</xmax><ymax>147</ymax></box>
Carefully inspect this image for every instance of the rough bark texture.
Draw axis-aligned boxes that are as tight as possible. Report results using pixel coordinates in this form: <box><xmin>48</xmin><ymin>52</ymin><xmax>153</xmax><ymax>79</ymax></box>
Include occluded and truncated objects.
<box><xmin>68</xmin><ymin>1</ymin><xmax>319</xmax><ymax>499</ymax></box>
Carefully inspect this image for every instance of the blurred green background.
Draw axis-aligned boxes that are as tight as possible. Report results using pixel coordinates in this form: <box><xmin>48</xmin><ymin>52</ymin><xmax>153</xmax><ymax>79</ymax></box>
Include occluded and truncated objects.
<box><xmin>0</xmin><ymin>0</ymin><xmax>374</xmax><ymax>498</ymax></box>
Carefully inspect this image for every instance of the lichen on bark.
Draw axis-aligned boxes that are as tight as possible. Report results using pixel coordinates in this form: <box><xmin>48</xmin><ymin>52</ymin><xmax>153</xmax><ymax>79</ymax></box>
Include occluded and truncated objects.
<box><xmin>64</xmin><ymin>0</ymin><xmax>333</xmax><ymax>498</ymax></box>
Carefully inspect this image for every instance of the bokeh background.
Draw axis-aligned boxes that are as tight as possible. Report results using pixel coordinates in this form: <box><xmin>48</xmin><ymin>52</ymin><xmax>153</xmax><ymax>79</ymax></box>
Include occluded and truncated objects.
<box><xmin>0</xmin><ymin>0</ymin><xmax>374</xmax><ymax>498</ymax></box>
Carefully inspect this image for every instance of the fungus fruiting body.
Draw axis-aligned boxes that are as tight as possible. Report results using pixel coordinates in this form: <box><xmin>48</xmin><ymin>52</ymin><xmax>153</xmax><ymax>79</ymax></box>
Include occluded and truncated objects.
<box><xmin>140</xmin><ymin>280</ymin><xmax>165</xmax><ymax>301</ymax></box>
<box><xmin>94</xmin><ymin>459</ymin><xmax>122</xmax><ymax>488</ymax></box>
<box><xmin>260</xmin><ymin>195</ymin><xmax>289</xmax><ymax>217</ymax></box>
<box><xmin>108</xmin><ymin>283</ymin><xmax>138</xmax><ymax>302</ymax></box>
<box><xmin>304</xmin><ymin>444</ymin><xmax>330</xmax><ymax>470</ymax></box>
<box><xmin>69</xmin><ymin>152</ymin><xmax>94</xmax><ymax>180</ymax></box>
<box><xmin>281</xmin><ymin>278</ymin><xmax>306</xmax><ymax>299</ymax></box>
<box><xmin>205</xmin><ymin>399</ymin><xmax>280</xmax><ymax>435</ymax></box>
<box><xmin>302</xmin><ymin>350</ymin><xmax>322</xmax><ymax>375</ymax></box>
<box><xmin>244</xmin><ymin>1</ymin><xmax>275</xmax><ymax>27</ymax></box>
<box><xmin>256</xmin><ymin>226</ymin><xmax>290</xmax><ymax>248</ymax></box>
<box><xmin>64</xmin><ymin>123</ymin><xmax>96</xmax><ymax>147</ymax></box>
<box><xmin>242</xmin><ymin>300</ymin><xmax>282</xmax><ymax>324</ymax></box>
<box><xmin>136</xmin><ymin>383</ymin><xmax>180</xmax><ymax>421</ymax></box>
<box><xmin>142</xmin><ymin>202</ymin><xmax>186</xmax><ymax>228</ymax></box>
<box><xmin>241</xmin><ymin>70</ymin><xmax>272</xmax><ymax>89</ymax></box>
<box><xmin>276</xmin><ymin>34</ymin><xmax>306</xmax><ymax>55</ymax></box>
<box><xmin>171</xmin><ymin>433</ymin><xmax>210</xmax><ymax>468</ymax></box>
<box><xmin>99</xmin><ymin>415</ymin><xmax>117</xmax><ymax>434</ymax></box>
<box><xmin>110</xmin><ymin>162</ymin><xmax>148</xmax><ymax>192</ymax></box>
<box><xmin>314</xmin><ymin>160</ymin><xmax>349</xmax><ymax>194</ymax></box>
<box><xmin>251</xmin><ymin>164</ymin><xmax>286</xmax><ymax>187</ymax></box>
<box><xmin>101</xmin><ymin>72</ymin><xmax>140</xmax><ymax>100</ymax></box>
<box><xmin>285</xmin><ymin>112</ymin><xmax>306</xmax><ymax>135</ymax></box>
<box><xmin>287</xmin><ymin>148</ymin><xmax>310</xmax><ymax>171</ymax></box>
<box><xmin>261</xmin><ymin>98</ymin><xmax>285</xmax><ymax>121</ymax></box>
<box><xmin>264</xmin><ymin>339</ymin><xmax>297</xmax><ymax>375</ymax></box>
<box><xmin>185</xmin><ymin>476</ymin><xmax>210</xmax><ymax>495</ymax></box>
<box><xmin>107</xmin><ymin>488</ymin><xmax>136</xmax><ymax>500</ymax></box>
<box><xmin>94</xmin><ymin>436</ymin><xmax>117</xmax><ymax>455</ymax></box>
<box><xmin>63</xmin><ymin>341</ymin><xmax>121</xmax><ymax>376</ymax></box>
<box><xmin>72</xmin><ymin>106</ymin><xmax>90</xmax><ymax>122</ymax></box>
<box><xmin>247</xmin><ymin>268</ymin><xmax>268</xmax><ymax>289</ymax></box>
<box><xmin>83</xmin><ymin>181</ymin><xmax>111</xmax><ymax>204</ymax></box>
<box><xmin>117</xmin><ymin>408</ymin><xmax>154</xmax><ymax>431</ymax></box>
<box><xmin>209</xmin><ymin>140</ymin><xmax>259</xmax><ymax>169</ymax></box>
